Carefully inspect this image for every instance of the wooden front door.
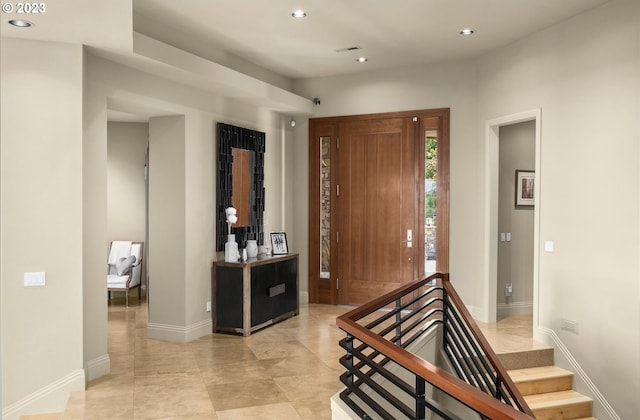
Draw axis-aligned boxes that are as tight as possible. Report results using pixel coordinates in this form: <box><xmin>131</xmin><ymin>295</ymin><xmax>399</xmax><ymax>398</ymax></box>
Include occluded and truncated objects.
<box><xmin>308</xmin><ymin>109</ymin><xmax>449</xmax><ymax>306</ymax></box>
<box><xmin>336</xmin><ymin>117</ymin><xmax>418</xmax><ymax>305</ymax></box>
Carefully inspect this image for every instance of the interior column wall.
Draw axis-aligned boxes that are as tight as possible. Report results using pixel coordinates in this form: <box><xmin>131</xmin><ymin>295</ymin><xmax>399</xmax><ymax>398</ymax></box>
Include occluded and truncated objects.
<box><xmin>148</xmin><ymin>115</ymin><xmax>187</xmax><ymax>334</ymax></box>
<box><xmin>1</xmin><ymin>38</ymin><xmax>85</xmax><ymax>416</ymax></box>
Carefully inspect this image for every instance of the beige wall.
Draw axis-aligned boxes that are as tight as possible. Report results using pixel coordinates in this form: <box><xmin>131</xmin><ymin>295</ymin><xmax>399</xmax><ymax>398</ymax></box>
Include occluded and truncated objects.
<box><xmin>477</xmin><ymin>3</ymin><xmax>639</xmax><ymax>418</ymax></box>
<box><xmin>85</xmin><ymin>54</ymin><xmax>291</xmax><ymax>343</ymax></box>
<box><xmin>148</xmin><ymin>116</ymin><xmax>187</xmax><ymax>328</ymax></box>
<box><xmin>1</xmin><ymin>39</ymin><xmax>85</xmax><ymax>416</ymax></box>
<box><xmin>293</xmin><ymin>2</ymin><xmax>639</xmax><ymax>418</ymax></box>
<box><xmin>497</xmin><ymin>121</ymin><xmax>535</xmax><ymax>314</ymax></box>
<box><xmin>83</xmin><ymin>50</ymin><xmax>110</xmax><ymax>386</ymax></box>
<box><xmin>292</xmin><ymin>63</ymin><xmax>480</xmax><ymax>304</ymax></box>
<box><xmin>107</xmin><ymin>122</ymin><xmax>148</xmax><ymax>245</ymax></box>
<box><xmin>2</xmin><ymin>1</ymin><xmax>638</xmax><ymax>417</ymax></box>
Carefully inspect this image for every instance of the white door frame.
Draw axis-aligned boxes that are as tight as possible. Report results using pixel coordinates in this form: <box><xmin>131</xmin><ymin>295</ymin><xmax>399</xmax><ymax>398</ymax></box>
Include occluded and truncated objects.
<box><xmin>482</xmin><ymin>109</ymin><xmax>541</xmax><ymax>324</ymax></box>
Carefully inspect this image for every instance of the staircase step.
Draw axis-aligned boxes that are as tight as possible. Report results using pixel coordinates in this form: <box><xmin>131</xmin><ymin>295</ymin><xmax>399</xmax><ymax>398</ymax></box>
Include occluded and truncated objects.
<box><xmin>525</xmin><ymin>390</ymin><xmax>593</xmax><ymax>420</ymax></box>
<box><xmin>509</xmin><ymin>365</ymin><xmax>574</xmax><ymax>395</ymax></box>
<box><xmin>497</xmin><ymin>347</ymin><xmax>555</xmax><ymax>370</ymax></box>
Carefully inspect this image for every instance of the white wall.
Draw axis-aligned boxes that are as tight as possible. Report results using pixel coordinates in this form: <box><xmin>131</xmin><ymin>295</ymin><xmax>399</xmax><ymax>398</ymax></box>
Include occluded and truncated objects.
<box><xmin>497</xmin><ymin>121</ymin><xmax>535</xmax><ymax>316</ymax></box>
<box><xmin>1</xmin><ymin>38</ymin><xmax>85</xmax><ymax>417</ymax></box>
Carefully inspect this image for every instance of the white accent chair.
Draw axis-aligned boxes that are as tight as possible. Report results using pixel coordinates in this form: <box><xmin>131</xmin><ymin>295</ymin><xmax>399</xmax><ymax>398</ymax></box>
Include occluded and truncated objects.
<box><xmin>107</xmin><ymin>241</ymin><xmax>143</xmax><ymax>306</ymax></box>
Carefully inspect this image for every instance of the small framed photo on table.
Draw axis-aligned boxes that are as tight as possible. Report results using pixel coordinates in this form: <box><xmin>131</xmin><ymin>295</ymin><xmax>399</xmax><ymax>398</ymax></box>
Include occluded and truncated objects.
<box><xmin>270</xmin><ymin>232</ymin><xmax>289</xmax><ymax>255</ymax></box>
<box><xmin>515</xmin><ymin>170</ymin><xmax>535</xmax><ymax>208</ymax></box>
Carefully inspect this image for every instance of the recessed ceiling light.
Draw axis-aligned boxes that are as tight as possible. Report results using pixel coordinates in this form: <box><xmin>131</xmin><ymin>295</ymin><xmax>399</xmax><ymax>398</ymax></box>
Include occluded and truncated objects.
<box><xmin>9</xmin><ymin>19</ymin><xmax>33</xmax><ymax>28</ymax></box>
<box><xmin>356</xmin><ymin>57</ymin><xmax>368</xmax><ymax>63</ymax></box>
<box><xmin>460</xmin><ymin>28</ymin><xmax>475</xmax><ymax>36</ymax></box>
<box><xmin>291</xmin><ymin>10</ymin><xmax>307</xmax><ymax>18</ymax></box>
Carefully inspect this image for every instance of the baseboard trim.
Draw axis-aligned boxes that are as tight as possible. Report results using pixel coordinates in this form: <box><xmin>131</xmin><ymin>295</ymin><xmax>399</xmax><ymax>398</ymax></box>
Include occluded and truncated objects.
<box><xmin>2</xmin><ymin>369</ymin><xmax>85</xmax><ymax>420</ymax></box>
<box><xmin>536</xmin><ymin>327</ymin><xmax>620</xmax><ymax>420</ymax></box>
<box><xmin>497</xmin><ymin>301</ymin><xmax>533</xmax><ymax>317</ymax></box>
<box><xmin>299</xmin><ymin>291</ymin><xmax>309</xmax><ymax>304</ymax></box>
<box><xmin>147</xmin><ymin>318</ymin><xmax>213</xmax><ymax>343</ymax></box>
<box><xmin>86</xmin><ymin>354</ymin><xmax>110</xmax><ymax>382</ymax></box>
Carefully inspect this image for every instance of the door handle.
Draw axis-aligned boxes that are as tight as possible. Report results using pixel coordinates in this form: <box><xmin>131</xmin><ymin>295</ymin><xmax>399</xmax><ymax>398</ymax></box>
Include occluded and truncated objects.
<box><xmin>403</xmin><ymin>229</ymin><xmax>413</xmax><ymax>248</ymax></box>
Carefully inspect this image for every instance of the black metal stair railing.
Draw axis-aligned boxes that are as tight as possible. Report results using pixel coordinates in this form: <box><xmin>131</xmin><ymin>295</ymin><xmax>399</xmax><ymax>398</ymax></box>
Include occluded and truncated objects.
<box><xmin>336</xmin><ymin>272</ymin><xmax>535</xmax><ymax>420</ymax></box>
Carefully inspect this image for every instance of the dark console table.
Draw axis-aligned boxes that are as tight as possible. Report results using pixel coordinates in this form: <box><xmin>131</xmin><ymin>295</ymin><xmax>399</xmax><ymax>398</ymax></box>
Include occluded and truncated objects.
<box><xmin>212</xmin><ymin>254</ymin><xmax>299</xmax><ymax>336</ymax></box>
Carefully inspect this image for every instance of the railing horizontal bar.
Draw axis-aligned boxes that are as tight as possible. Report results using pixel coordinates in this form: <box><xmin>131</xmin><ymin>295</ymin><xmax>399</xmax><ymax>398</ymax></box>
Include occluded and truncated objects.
<box><xmin>341</xmin><ymin>364</ymin><xmax>415</xmax><ymax>419</ymax></box>
<box><xmin>397</xmin><ymin>318</ymin><xmax>443</xmax><ymax>350</ymax></box>
<box><xmin>340</xmin><ymin>274</ymin><xmax>444</xmax><ymax>323</ymax></box>
<box><xmin>340</xmin><ymin>387</ymin><xmax>397</xmax><ymax>420</ymax></box>
<box><xmin>362</xmin><ymin>288</ymin><xmax>442</xmax><ymax>332</ymax></box>
<box><xmin>341</xmin><ymin>345</ymin><xmax>417</xmax><ymax>400</ymax></box>
<box><xmin>381</xmin><ymin>305</ymin><xmax>443</xmax><ymax>344</ymax></box>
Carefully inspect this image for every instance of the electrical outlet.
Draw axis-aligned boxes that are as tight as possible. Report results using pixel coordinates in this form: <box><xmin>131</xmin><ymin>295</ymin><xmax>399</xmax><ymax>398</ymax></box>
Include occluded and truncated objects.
<box><xmin>505</xmin><ymin>283</ymin><xmax>512</xmax><ymax>297</ymax></box>
<box><xmin>561</xmin><ymin>318</ymin><xmax>579</xmax><ymax>334</ymax></box>
<box><xmin>206</xmin><ymin>301</ymin><xmax>212</xmax><ymax>312</ymax></box>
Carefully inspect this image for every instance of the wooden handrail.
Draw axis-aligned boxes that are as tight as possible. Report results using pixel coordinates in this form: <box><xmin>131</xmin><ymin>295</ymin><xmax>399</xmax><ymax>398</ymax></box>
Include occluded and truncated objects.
<box><xmin>336</xmin><ymin>273</ymin><xmax>535</xmax><ymax>420</ymax></box>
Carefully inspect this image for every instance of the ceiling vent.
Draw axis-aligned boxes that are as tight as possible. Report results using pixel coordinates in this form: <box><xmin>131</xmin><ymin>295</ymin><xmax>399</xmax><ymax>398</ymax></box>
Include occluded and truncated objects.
<box><xmin>334</xmin><ymin>46</ymin><xmax>361</xmax><ymax>53</ymax></box>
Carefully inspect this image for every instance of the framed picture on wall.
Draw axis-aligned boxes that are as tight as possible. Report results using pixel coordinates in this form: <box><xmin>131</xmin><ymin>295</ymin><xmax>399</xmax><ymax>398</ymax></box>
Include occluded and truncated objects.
<box><xmin>270</xmin><ymin>232</ymin><xmax>289</xmax><ymax>255</ymax></box>
<box><xmin>515</xmin><ymin>170</ymin><xmax>535</xmax><ymax>208</ymax></box>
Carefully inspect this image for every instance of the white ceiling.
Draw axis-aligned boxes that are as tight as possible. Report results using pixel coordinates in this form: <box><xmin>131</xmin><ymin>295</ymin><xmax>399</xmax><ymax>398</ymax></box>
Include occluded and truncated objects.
<box><xmin>1</xmin><ymin>0</ymin><xmax>610</xmax><ymax>120</ymax></box>
<box><xmin>132</xmin><ymin>0</ymin><xmax>610</xmax><ymax>79</ymax></box>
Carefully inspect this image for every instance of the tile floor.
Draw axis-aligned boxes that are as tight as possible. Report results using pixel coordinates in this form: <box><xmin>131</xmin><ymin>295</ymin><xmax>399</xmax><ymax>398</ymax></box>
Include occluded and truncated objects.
<box><xmin>63</xmin><ymin>297</ymin><xmax>351</xmax><ymax>419</ymax></box>
<box><xmin>30</xmin><ymin>297</ymin><xmax>540</xmax><ymax>420</ymax></box>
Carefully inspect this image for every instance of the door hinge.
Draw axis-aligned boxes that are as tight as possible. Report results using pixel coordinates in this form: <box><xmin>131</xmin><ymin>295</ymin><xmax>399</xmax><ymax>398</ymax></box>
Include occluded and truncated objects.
<box><xmin>337</xmin><ymin>137</ymin><xmax>340</xmax><ymax>149</ymax></box>
<box><xmin>336</xmin><ymin>278</ymin><xmax>339</xmax><ymax>289</ymax></box>
<box><xmin>336</xmin><ymin>231</ymin><xmax>339</xmax><ymax>243</ymax></box>
<box><xmin>336</xmin><ymin>184</ymin><xmax>340</xmax><ymax>196</ymax></box>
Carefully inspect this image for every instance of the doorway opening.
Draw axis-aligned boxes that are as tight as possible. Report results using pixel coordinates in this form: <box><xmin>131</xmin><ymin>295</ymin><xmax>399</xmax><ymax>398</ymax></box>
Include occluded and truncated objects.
<box><xmin>484</xmin><ymin>110</ymin><xmax>541</xmax><ymax>325</ymax></box>
<box><xmin>497</xmin><ymin>121</ymin><xmax>535</xmax><ymax>319</ymax></box>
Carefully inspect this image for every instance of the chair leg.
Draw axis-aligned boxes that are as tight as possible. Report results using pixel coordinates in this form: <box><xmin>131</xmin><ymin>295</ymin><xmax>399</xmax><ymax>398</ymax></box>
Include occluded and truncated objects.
<box><xmin>125</xmin><ymin>289</ymin><xmax>129</xmax><ymax>307</ymax></box>
<box><xmin>138</xmin><ymin>285</ymin><xmax>141</xmax><ymax>302</ymax></box>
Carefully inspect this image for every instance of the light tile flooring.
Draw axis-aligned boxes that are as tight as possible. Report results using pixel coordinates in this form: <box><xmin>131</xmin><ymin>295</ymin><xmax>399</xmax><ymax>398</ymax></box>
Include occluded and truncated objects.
<box><xmin>26</xmin><ymin>297</ymin><xmax>541</xmax><ymax>420</ymax></box>
<box><xmin>64</xmin><ymin>297</ymin><xmax>352</xmax><ymax>419</ymax></box>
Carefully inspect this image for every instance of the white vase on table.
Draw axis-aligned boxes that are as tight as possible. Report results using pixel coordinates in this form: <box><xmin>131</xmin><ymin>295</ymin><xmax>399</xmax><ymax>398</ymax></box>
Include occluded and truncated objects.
<box><xmin>246</xmin><ymin>240</ymin><xmax>258</xmax><ymax>258</ymax></box>
<box><xmin>224</xmin><ymin>234</ymin><xmax>239</xmax><ymax>262</ymax></box>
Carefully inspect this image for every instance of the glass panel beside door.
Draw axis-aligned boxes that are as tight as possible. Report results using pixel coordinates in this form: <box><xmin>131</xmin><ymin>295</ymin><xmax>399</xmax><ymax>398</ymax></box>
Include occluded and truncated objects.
<box><xmin>425</xmin><ymin>130</ymin><xmax>437</xmax><ymax>275</ymax></box>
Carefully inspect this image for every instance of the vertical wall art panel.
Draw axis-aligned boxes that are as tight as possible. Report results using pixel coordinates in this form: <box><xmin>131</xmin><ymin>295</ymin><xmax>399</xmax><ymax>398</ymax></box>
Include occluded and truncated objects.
<box><xmin>216</xmin><ymin>122</ymin><xmax>265</xmax><ymax>252</ymax></box>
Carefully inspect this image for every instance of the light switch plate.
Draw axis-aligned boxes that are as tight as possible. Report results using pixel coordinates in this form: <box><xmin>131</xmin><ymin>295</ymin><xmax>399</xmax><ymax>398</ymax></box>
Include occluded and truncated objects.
<box><xmin>24</xmin><ymin>272</ymin><xmax>46</xmax><ymax>286</ymax></box>
<box><xmin>544</xmin><ymin>241</ymin><xmax>554</xmax><ymax>252</ymax></box>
